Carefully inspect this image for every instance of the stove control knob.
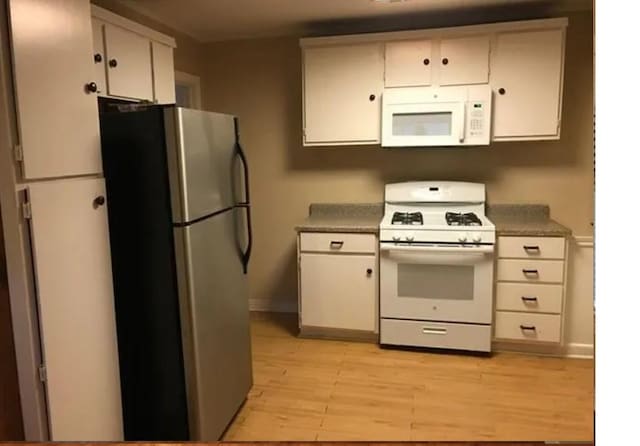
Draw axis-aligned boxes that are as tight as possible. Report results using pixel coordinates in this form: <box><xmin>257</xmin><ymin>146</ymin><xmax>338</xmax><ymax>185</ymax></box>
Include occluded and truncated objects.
<box><xmin>392</xmin><ymin>236</ymin><xmax>401</xmax><ymax>242</ymax></box>
<box><xmin>472</xmin><ymin>233</ymin><xmax>482</xmax><ymax>243</ymax></box>
<box><xmin>405</xmin><ymin>236</ymin><xmax>414</xmax><ymax>242</ymax></box>
<box><xmin>458</xmin><ymin>234</ymin><xmax>468</xmax><ymax>243</ymax></box>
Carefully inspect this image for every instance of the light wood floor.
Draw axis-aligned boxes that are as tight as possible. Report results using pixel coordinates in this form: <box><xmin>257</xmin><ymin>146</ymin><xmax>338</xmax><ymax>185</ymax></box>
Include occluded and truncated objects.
<box><xmin>223</xmin><ymin>312</ymin><xmax>594</xmax><ymax>442</ymax></box>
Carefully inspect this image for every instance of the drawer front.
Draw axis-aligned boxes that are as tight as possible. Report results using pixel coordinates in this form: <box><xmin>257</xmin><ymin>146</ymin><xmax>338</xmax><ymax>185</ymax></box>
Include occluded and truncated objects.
<box><xmin>494</xmin><ymin>311</ymin><xmax>561</xmax><ymax>343</ymax></box>
<box><xmin>380</xmin><ymin>318</ymin><xmax>491</xmax><ymax>352</ymax></box>
<box><xmin>497</xmin><ymin>259</ymin><xmax>564</xmax><ymax>283</ymax></box>
<box><xmin>496</xmin><ymin>283</ymin><xmax>563</xmax><ymax>314</ymax></box>
<box><xmin>299</xmin><ymin>232</ymin><xmax>376</xmax><ymax>254</ymax></box>
<box><xmin>498</xmin><ymin>236</ymin><xmax>565</xmax><ymax>260</ymax></box>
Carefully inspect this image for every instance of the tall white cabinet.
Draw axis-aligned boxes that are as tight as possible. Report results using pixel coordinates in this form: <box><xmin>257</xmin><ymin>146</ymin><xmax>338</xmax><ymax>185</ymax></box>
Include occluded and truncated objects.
<box><xmin>3</xmin><ymin>0</ymin><xmax>180</xmax><ymax>440</ymax></box>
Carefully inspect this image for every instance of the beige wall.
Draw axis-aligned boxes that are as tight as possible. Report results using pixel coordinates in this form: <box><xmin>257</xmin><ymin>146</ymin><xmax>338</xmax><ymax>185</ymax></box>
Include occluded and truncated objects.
<box><xmin>201</xmin><ymin>11</ymin><xmax>594</xmax><ymax>307</ymax></box>
<box><xmin>91</xmin><ymin>0</ymin><xmax>207</xmax><ymax>79</ymax></box>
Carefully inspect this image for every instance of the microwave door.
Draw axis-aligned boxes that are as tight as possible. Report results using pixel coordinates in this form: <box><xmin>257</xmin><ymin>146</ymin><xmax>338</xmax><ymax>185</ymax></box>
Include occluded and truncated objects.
<box><xmin>382</xmin><ymin>102</ymin><xmax>463</xmax><ymax>147</ymax></box>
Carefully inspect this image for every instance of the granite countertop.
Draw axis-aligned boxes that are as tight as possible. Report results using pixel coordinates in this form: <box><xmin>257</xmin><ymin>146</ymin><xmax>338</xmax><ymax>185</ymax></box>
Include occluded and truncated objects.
<box><xmin>488</xmin><ymin>204</ymin><xmax>572</xmax><ymax>237</ymax></box>
<box><xmin>295</xmin><ymin>203</ymin><xmax>383</xmax><ymax>233</ymax></box>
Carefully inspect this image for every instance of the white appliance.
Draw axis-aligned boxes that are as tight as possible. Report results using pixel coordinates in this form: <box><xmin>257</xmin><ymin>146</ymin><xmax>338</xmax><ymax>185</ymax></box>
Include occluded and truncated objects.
<box><xmin>381</xmin><ymin>85</ymin><xmax>492</xmax><ymax>147</ymax></box>
<box><xmin>379</xmin><ymin>181</ymin><xmax>495</xmax><ymax>352</ymax></box>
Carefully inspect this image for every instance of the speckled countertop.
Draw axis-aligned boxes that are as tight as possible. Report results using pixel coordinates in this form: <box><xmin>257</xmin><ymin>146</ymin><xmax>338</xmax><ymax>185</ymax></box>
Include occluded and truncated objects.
<box><xmin>294</xmin><ymin>203</ymin><xmax>383</xmax><ymax>233</ymax></box>
<box><xmin>487</xmin><ymin>204</ymin><xmax>572</xmax><ymax>237</ymax></box>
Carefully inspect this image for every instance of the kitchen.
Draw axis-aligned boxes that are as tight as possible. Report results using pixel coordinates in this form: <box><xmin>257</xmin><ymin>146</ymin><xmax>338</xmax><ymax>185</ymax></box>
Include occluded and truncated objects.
<box><xmin>0</xmin><ymin>0</ymin><xmax>602</xmax><ymax>444</ymax></box>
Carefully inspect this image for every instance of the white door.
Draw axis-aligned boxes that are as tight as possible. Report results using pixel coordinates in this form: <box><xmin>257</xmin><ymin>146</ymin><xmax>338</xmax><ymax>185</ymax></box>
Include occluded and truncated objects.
<box><xmin>27</xmin><ymin>178</ymin><xmax>123</xmax><ymax>441</ymax></box>
<box><xmin>385</xmin><ymin>40</ymin><xmax>433</xmax><ymax>87</ymax></box>
<box><xmin>8</xmin><ymin>0</ymin><xmax>102</xmax><ymax>179</ymax></box>
<box><xmin>439</xmin><ymin>35</ymin><xmax>490</xmax><ymax>86</ymax></box>
<box><xmin>300</xmin><ymin>253</ymin><xmax>376</xmax><ymax>331</ymax></box>
<box><xmin>91</xmin><ymin>18</ymin><xmax>107</xmax><ymax>95</ymax></box>
<box><xmin>151</xmin><ymin>41</ymin><xmax>176</xmax><ymax>104</ymax></box>
<box><xmin>303</xmin><ymin>43</ymin><xmax>384</xmax><ymax>145</ymax></box>
<box><xmin>104</xmin><ymin>24</ymin><xmax>153</xmax><ymax>100</ymax></box>
<box><xmin>491</xmin><ymin>29</ymin><xmax>565</xmax><ymax>139</ymax></box>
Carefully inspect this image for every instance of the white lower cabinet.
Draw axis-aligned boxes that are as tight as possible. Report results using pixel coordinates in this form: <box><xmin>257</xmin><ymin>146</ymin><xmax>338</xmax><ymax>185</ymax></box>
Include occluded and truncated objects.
<box><xmin>494</xmin><ymin>235</ymin><xmax>568</xmax><ymax>347</ymax></box>
<box><xmin>27</xmin><ymin>178</ymin><xmax>123</xmax><ymax>440</ymax></box>
<box><xmin>298</xmin><ymin>232</ymin><xmax>378</xmax><ymax>336</ymax></box>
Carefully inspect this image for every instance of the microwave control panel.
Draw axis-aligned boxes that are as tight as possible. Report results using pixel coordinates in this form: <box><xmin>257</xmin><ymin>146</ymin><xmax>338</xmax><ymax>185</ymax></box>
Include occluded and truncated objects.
<box><xmin>465</xmin><ymin>101</ymin><xmax>490</xmax><ymax>145</ymax></box>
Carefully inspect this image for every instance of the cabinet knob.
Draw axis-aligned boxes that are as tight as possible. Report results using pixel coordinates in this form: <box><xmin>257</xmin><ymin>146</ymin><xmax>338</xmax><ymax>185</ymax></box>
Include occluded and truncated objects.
<box><xmin>85</xmin><ymin>82</ymin><xmax>98</xmax><ymax>93</ymax></box>
<box><xmin>442</xmin><ymin>57</ymin><xmax>449</xmax><ymax>65</ymax></box>
<box><xmin>423</xmin><ymin>58</ymin><xmax>430</xmax><ymax>65</ymax></box>
<box><xmin>366</xmin><ymin>268</ymin><xmax>373</xmax><ymax>276</ymax></box>
<box><xmin>94</xmin><ymin>53</ymin><xmax>102</xmax><ymax>63</ymax></box>
<box><xmin>369</xmin><ymin>94</ymin><xmax>376</xmax><ymax>101</ymax></box>
<box><xmin>93</xmin><ymin>196</ymin><xmax>106</xmax><ymax>208</ymax></box>
<box><xmin>498</xmin><ymin>88</ymin><xmax>506</xmax><ymax>95</ymax></box>
<box><xmin>108</xmin><ymin>59</ymin><xmax>118</xmax><ymax>68</ymax></box>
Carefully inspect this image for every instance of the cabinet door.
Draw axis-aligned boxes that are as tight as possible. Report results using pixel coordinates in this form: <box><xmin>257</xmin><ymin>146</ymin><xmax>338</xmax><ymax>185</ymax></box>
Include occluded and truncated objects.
<box><xmin>303</xmin><ymin>44</ymin><xmax>383</xmax><ymax>145</ymax></box>
<box><xmin>92</xmin><ymin>18</ymin><xmax>107</xmax><ymax>95</ymax></box>
<box><xmin>491</xmin><ymin>29</ymin><xmax>565</xmax><ymax>140</ymax></box>
<box><xmin>300</xmin><ymin>253</ymin><xmax>376</xmax><ymax>331</ymax></box>
<box><xmin>27</xmin><ymin>178</ymin><xmax>123</xmax><ymax>440</ymax></box>
<box><xmin>385</xmin><ymin>40</ymin><xmax>433</xmax><ymax>87</ymax></box>
<box><xmin>104</xmin><ymin>24</ymin><xmax>153</xmax><ymax>100</ymax></box>
<box><xmin>8</xmin><ymin>0</ymin><xmax>102</xmax><ymax>179</ymax></box>
<box><xmin>439</xmin><ymin>35</ymin><xmax>490</xmax><ymax>85</ymax></box>
<box><xmin>151</xmin><ymin>41</ymin><xmax>176</xmax><ymax>104</ymax></box>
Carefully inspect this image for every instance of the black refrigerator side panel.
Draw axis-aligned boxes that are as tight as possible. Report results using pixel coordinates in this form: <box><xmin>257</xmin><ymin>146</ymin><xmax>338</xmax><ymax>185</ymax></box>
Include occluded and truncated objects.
<box><xmin>99</xmin><ymin>106</ymin><xmax>189</xmax><ymax>440</ymax></box>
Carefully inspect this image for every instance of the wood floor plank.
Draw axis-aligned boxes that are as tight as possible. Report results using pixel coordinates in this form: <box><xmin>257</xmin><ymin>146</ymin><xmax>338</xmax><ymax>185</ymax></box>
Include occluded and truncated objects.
<box><xmin>228</xmin><ymin>312</ymin><xmax>594</xmax><ymax>442</ymax></box>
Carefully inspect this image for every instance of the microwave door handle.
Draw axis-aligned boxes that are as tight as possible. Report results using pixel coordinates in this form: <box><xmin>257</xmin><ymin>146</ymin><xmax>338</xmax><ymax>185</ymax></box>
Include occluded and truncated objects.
<box><xmin>459</xmin><ymin>102</ymin><xmax>466</xmax><ymax>143</ymax></box>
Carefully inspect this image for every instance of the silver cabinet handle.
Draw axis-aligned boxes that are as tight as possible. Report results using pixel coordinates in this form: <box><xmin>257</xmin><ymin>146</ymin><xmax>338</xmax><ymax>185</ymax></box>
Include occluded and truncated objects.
<box><xmin>521</xmin><ymin>296</ymin><xmax>538</xmax><ymax>302</ymax></box>
<box><xmin>329</xmin><ymin>241</ymin><xmax>344</xmax><ymax>249</ymax></box>
<box><xmin>522</xmin><ymin>269</ymin><xmax>539</xmax><ymax>276</ymax></box>
<box><xmin>520</xmin><ymin>325</ymin><xmax>536</xmax><ymax>331</ymax></box>
<box><xmin>422</xmin><ymin>327</ymin><xmax>447</xmax><ymax>335</ymax></box>
<box><xmin>523</xmin><ymin>245</ymin><xmax>541</xmax><ymax>253</ymax></box>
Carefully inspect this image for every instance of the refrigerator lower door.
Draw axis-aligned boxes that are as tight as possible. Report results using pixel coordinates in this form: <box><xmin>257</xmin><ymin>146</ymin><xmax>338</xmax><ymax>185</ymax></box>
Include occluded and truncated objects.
<box><xmin>173</xmin><ymin>209</ymin><xmax>253</xmax><ymax>440</ymax></box>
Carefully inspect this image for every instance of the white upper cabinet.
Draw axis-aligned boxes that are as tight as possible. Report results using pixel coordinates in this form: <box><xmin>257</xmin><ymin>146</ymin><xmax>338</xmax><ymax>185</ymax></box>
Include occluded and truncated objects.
<box><xmin>8</xmin><ymin>0</ymin><xmax>102</xmax><ymax>179</ymax></box>
<box><xmin>151</xmin><ymin>41</ymin><xmax>176</xmax><ymax>104</ymax></box>
<box><xmin>92</xmin><ymin>18</ymin><xmax>107</xmax><ymax>95</ymax></box>
<box><xmin>303</xmin><ymin>43</ymin><xmax>384</xmax><ymax>145</ymax></box>
<box><xmin>104</xmin><ymin>24</ymin><xmax>154</xmax><ymax>101</ymax></box>
<box><xmin>385</xmin><ymin>40</ymin><xmax>433</xmax><ymax>87</ymax></box>
<box><xmin>491</xmin><ymin>29</ymin><xmax>565</xmax><ymax>140</ymax></box>
<box><xmin>27</xmin><ymin>178</ymin><xmax>123</xmax><ymax>440</ymax></box>
<box><xmin>439</xmin><ymin>35</ymin><xmax>490</xmax><ymax>85</ymax></box>
<box><xmin>90</xmin><ymin>5</ymin><xmax>177</xmax><ymax>103</ymax></box>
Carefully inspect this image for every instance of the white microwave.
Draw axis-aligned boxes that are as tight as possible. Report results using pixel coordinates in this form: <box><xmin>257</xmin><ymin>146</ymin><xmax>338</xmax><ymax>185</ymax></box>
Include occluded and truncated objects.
<box><xmin>381</xmin><ymin>85</ymin><xmax>492</xmax><ymax>147</ymax></box>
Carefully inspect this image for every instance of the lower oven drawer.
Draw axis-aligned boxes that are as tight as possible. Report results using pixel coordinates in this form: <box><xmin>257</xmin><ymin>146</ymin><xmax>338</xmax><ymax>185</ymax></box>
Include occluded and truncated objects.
<box><xmin>380</xmin><ymin>318</ymin><xmax>491</xmax><ymax>352</ymax></box>
<box><xmin>494</xmin><ymin>311</ymin><xmax>561</xmax><ymax>343</ymax></box>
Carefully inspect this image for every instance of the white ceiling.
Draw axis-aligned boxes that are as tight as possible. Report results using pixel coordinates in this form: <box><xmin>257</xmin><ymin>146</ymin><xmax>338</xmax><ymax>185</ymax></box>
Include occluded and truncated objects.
<box><xmin>115</xmin><ymin>0</ymin><xmax>593</xmax><ymax>42</ymax></box>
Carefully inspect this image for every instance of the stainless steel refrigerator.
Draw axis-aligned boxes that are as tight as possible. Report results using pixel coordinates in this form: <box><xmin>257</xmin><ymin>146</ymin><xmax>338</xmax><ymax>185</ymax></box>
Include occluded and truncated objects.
<box><xmin>99</xmin><ymin>104</ymin><xmax>253</xmax><ymax>441</ymax></box>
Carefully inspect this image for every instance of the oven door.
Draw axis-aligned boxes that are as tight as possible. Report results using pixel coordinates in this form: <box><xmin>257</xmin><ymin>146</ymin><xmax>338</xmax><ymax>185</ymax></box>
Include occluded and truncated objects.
<box><xmin>380</xmin><ymin>243</ymin><xmax>494</xmax><ymax>324</ymax></box>
<box><xmin>381</xmin><ymin>101</ymin><xmax>465</xmax><ymax>147</ymax></box>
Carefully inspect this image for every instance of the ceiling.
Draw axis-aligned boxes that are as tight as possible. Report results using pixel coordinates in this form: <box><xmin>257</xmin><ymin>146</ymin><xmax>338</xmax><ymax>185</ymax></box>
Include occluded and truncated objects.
<box><xmin>115</xmin><ymin>0</ymin><xmax>593</xmax><ymax>42</ymax></box>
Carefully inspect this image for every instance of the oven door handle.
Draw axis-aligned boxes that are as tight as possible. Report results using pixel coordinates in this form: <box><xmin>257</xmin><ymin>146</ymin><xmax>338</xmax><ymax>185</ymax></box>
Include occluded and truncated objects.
<box><xmin>380</xmin><ymin>244</ymin><xmax>494</xmax><ymax>254</ymax></box>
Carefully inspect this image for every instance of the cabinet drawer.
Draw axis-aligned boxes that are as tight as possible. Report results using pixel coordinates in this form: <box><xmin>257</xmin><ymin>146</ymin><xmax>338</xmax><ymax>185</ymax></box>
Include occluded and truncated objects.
<box><xmin>498</xmin><ymin>236</ymin><xmax>565</xmax><ymax>259</ymax></box>
<box><xmin>380</xmin><ymin>318</ymin><xmax>491</xmax><ymax>352</ymax></box>
<box><xmin>494</xmin><ymin>311</ymin><xmax>561</xmax><ymax>343</ymax></box>
<box><xmin>496</xmin><ymin>282</ymin><xmax>562</xmax><ymax>314</ymax></box>
<box><xmin>299</xmin><ymin>232</ymin><xmax>376</xmax><ymax>254</ymax></box>
<box><xmin>497</xmin><ymin>259</ymin><xmax>564</xmax><ymax>283</ymax></box>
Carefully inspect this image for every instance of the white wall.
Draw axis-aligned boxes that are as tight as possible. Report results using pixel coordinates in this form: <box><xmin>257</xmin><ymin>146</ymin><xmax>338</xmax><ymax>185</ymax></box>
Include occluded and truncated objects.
<box><xmin>565</xmin><ymin>236</ymin><xmax>595</xmax><ymax>358</ymax></box>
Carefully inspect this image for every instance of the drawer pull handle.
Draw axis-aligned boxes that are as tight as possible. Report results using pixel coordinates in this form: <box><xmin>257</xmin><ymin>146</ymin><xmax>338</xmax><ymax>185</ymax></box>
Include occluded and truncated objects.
<box><xmin>422</xmin><ymin>327</ymin><xmax>447</xmax><ymax>335</ymax></box>
<box><xmin>329</xmin><ymin>241</ymin><xmax>344</xmax><ymax>249</ymax></box>
<box><xmin>523</xmin><ymin>245</ymin><xmax>541</xmax><ymax>253</ymax></box>
<box><xmin>521</xmin><ymin>296</ymin><xmax>538</xmax><ymax>302</ymax></box>
<box><xmin>520</xmin><ymin>325</ymin><xmax>536</xmax><ymax>331</ymax></box>
<box><xmin>522</xmin><ymin>269</ymin><xmax>539</xmax><ymax>276</ymax></box>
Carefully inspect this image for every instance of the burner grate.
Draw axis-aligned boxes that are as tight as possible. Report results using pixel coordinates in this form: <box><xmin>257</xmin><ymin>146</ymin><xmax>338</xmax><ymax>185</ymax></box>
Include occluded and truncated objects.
<box><xmin>445</xmin><ymin>212</ymin><xmax>482</xmax><ymax>226</ymax></box>
<box><xmin>392</xmin><ymin>212</ymin><xmax>423</xmax><ymax>225</ymax></box>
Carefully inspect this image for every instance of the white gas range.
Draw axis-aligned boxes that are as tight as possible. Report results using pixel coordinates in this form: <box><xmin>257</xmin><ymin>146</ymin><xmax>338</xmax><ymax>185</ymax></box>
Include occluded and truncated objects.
<box><xmin>379</xmin><ymin>181</ymin><xmax>496</xmax><ymax>353</ymax></box>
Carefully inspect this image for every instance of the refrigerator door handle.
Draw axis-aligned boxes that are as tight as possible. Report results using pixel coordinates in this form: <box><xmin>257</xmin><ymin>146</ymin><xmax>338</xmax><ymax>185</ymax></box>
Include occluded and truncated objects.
<box><xmin>234</xmin><ymin>117</ymin><xmax>252</xmax><ymax>273</ymax></box>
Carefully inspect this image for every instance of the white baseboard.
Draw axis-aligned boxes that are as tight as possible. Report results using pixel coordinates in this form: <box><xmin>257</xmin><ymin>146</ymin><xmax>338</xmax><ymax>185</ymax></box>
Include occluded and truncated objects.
<box><xmin>249</xmin><ymin>298</ymin><xmax>297</xmax><ymax>313</ymax></box>
<box><xmin>564</xmin><ymin>342</ymin><xmax>594</xmax><ymax>359</ymax></box>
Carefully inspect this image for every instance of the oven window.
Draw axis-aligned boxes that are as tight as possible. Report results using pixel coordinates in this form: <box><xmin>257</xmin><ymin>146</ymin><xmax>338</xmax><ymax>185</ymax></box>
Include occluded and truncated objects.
<box><xmin>392</xmin><ymin>112</ymin><xmax>452</xmax><ymax>136</ymax></box>
<box><xmin>397</xmin><ymin>264</ymin><xmax>474</xmax><ymax>300</ymax></box>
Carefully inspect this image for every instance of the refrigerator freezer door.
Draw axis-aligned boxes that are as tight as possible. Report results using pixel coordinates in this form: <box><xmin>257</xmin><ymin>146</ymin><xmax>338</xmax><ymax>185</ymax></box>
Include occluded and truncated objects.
<box><xmin>165</xmin><ymin>108</ymin><xmax>236</xmax><ymax>224</ymax></box>
<box><xmin>173</xmin><ymin>209</ymin><xmax>253</xmax><ymax>440</ymax></box>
